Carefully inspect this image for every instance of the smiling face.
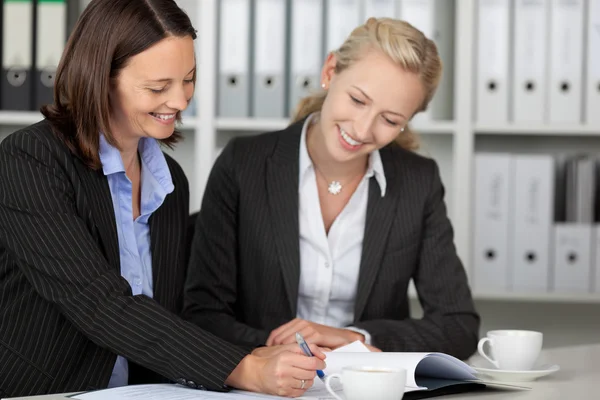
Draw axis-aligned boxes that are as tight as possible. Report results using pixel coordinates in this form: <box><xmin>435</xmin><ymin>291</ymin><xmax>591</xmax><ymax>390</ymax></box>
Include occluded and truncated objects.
<box><xmin>317</xmin><ymin>48</ymin><xmax>425</xmax><ymax>163</ymax></box>
<box><xmin>109</xmin><ymin>35</ymin><xmax>196</xmax><ymax>144</ymax></box>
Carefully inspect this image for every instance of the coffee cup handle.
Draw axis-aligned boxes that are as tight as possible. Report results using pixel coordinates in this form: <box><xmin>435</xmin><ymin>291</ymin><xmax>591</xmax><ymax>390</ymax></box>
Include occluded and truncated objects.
<box><xmin>325</xmin><ymin>373</ymin><xmax>344</xmax><ymax>400</ymax></box>
<box><xmin>477</xmin><ymin>337</ymin><xmax>500</xmax><ymax>368</ymax></box>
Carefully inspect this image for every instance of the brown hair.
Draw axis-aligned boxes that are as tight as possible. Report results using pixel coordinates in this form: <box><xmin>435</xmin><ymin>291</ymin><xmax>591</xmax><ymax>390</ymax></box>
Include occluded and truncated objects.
<box><xmin>41</xmin><ymin>0</ymin><xmax>197</xmax><ymax>169</ymax></box>
<box><xmin>291</xmin><ymin>17</ymin><xmax>443</xmax><ymax>151</ymax></box>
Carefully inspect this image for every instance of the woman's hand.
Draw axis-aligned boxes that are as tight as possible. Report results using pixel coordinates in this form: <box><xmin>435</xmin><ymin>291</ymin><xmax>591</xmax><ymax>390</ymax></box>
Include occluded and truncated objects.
<box><xmin>267</xmin><ymin>318</ymin><xmax>364</xmax><ymax>349</ymax></box>
<box><xmin>365</xmin><ymin>344</ymin><xmax>382</xmax><ymax>352</ymax></box>
<box><xmin>251</xmin><ymin>342</ymin><xmax>326</xmax><ymax>358</ymax></box>
<box><xmin>225</xmin><ymin>343</ymin><xmax>326</xmax><ymax>397</ymax></box>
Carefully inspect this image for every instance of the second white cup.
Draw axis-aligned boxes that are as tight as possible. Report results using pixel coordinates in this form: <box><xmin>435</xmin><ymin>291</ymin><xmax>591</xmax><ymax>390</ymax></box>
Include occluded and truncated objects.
<box><xmin>477</xmin><ymin>329</ymin><xmax>543</xmax><ymax>371</ymax></box>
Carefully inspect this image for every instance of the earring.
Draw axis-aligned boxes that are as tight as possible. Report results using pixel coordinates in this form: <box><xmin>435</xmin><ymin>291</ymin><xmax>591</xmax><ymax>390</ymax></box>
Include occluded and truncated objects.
<box><xmin>400</xmin><ymin>127</ymin><xmax>405</xmax><ymax>132</ymax></box>
<box><xmin>321</xmin><ymin>83</ymin><xmax>326</xmax><ymax>89</ymax></box>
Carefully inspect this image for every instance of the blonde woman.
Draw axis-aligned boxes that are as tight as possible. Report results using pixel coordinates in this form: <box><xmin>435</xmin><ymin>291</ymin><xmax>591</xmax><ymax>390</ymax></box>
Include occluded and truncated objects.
<box><xmin>184</xmin><ymin>17</ymin><xmax>480</xmax><ymax>359</ymax></box>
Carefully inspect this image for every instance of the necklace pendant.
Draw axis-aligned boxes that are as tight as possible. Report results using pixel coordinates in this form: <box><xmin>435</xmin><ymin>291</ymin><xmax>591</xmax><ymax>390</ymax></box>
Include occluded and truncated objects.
<box><xmin>328</xmin><ymin>181</ymin><xmax>342</xmax><ymax>195</ymax></box>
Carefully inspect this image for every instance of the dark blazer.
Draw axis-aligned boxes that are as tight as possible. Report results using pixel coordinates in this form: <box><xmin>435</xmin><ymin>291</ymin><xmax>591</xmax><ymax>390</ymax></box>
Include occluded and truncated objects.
<box><xmin>183</xmin><ymin>118</ymin><xmax>480</xmax><ymax>360</ymax></box>
<box><xmin>0</xmin><ymin>120</ymin><xmax>248</xmax><ymax>398</ymax></box>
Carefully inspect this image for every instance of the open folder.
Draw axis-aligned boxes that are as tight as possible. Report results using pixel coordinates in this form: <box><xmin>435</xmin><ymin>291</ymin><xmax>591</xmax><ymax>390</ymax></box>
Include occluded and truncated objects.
<box><xmin>70</xmin><ymin>342</ymin><xmax>529</xmax><ymax>400</ymax></box>
<box><xmin>300</xmin><ymin>341</ymin><xmax>529</xmax><ymax>399</ymax></box>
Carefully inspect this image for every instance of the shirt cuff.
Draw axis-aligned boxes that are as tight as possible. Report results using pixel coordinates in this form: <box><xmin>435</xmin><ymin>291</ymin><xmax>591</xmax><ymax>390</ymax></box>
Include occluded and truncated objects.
<box><xmin>345</xmin><ymin>326</ymin><xmax>372</xmax><ymax>345</ymax></box>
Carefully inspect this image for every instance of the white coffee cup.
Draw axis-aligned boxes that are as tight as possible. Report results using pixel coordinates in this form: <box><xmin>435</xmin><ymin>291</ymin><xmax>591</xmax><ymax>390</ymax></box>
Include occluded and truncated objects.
<box><xmin>477</xmin><ymin>330</ymin><xmax>543</xmax><ymax>371</ymax></box>
<box><xmin>324</xmin><ymin>365</ymin><xmax>406</xmax><ymax>400</ymax></box>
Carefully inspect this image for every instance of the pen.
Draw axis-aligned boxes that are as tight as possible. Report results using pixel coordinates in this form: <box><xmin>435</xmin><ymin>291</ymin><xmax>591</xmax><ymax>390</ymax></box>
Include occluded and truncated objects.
<box><xmin>295</xmin><ymin>332</ymin><xmax>326</xmax><ymax>383</ymax></box>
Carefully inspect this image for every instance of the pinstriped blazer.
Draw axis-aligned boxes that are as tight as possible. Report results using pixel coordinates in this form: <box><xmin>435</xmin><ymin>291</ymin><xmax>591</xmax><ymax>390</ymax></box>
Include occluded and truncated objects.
<box><xmin>183</xmin><ymin>118</ymin><xmax>480</xmax><ymax>360</ymax></box>
<box><xmin>0</xmin><ymin>120</ymin><xmax>248</xmax><ymax>398</ymax></box>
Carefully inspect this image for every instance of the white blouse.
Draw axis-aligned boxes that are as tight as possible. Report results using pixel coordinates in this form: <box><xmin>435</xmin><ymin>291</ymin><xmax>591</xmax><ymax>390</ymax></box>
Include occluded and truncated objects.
<box><xmin>296</xmin><ymin>114</ymin><xmax>387</xmax><ymax>343</ymax></box>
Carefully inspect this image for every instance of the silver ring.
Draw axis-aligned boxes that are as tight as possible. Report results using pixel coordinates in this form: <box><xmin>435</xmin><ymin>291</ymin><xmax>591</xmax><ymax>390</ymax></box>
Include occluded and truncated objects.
<box><xmin>300</xmin><ymin>379</ymin><xmax>306</xmax><ymax>389</ymax></box>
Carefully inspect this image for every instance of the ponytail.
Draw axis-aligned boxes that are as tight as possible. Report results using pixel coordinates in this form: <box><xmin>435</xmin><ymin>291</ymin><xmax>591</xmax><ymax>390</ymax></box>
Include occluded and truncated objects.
<box><xmin>290</xmin><ymin>90</ymin><xmax>327</xmax><ymax>124</ymax></box>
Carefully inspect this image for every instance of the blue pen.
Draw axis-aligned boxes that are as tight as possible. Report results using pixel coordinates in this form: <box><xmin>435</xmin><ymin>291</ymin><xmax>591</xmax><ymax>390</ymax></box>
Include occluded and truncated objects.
<box><xmin>295</xmin><ymin>332</ymin><xmax>326</xmax><ymax>382</ymax></box>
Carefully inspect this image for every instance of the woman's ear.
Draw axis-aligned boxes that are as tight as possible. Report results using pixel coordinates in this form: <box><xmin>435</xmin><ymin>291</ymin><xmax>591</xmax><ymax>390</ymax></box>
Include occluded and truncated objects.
<box><xmin>320</xmin><ymin>52</ymin><xmax>338</xmax><ymax>89</ymax></box>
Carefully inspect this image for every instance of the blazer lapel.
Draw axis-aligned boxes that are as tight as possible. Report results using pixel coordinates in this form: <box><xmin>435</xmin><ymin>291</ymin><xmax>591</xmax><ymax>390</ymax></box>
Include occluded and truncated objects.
<box><xmin>354</xmin><ymin>146</ymin><xmax>399</xmax><ymax>320</ymax></box>
<box><xmin>74</xmin><ymin>161</ymin><xmax>120</xmax><ymax>272</ymax></box>
<box><xmin>266</xmin><ymin>122</ymin><xmax>304</xmax><ymax>316</ymax></box>
<box><xmin>149</xmin><ymin>199</ymin><xmax>179</xmax><ymax>310</ymax></box>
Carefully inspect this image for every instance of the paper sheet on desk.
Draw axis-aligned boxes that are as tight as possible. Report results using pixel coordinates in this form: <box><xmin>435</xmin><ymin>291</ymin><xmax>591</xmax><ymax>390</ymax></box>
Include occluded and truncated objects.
<box><xmin>70</xmin><ymin>384</ymin><xmax>282</xmax><ymax>400</ymax></box>
<box><xmin>69</xmin><ymin>383</ymin><xmax>346</xmax><ymax>400</ymax></box>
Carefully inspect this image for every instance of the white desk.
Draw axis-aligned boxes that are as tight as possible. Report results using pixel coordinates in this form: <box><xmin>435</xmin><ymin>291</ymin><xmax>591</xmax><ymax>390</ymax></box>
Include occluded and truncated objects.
<box><xmin>5</xmin><ymin>343</ymin><xmax>600</xmax><ymax>400</ymax></box>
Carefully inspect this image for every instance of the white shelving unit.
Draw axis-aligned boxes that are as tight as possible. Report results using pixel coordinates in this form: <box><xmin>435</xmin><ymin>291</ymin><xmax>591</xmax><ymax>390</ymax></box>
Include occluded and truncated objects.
<box><xmin>0</xmin><ymin>111</ymin><xmax>44</xmax><ymax>126</ymax></box>
<box><xmin>215</xmin><ymin>117</ymin><xmax>457</xmax><ymax>133</ymax></box>
<box><xmin>1</xmin><ymin>0</ymin><xmax>599</xmax><ymax>347</ymax></box>
<box><xmin>470</xmin><ymin>291</ymin><xmax>600</xmax><ymax>304</ymax></box>
<box><xmin>475</xmin><ymin>124</ymin><xmax>600</xmax><ymax>136</ymax></box>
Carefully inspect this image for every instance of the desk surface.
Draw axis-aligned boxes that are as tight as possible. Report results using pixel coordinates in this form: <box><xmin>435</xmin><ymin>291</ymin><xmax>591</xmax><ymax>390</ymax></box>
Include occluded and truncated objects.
<box><xmin>5</xmin><ymin>343</ymin><xmax>600</xmax><ymax>400</ymax></box>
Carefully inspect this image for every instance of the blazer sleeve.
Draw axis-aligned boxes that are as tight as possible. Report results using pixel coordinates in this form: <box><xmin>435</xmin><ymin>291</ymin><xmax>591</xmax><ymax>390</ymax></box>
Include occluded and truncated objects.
<box><xmin>182</xmin><ymin>139</ymin><xmax>270</xmax><ymax>347</ymax></box>
<box><xmin>354</xmin><ymin>160</ymin><xmax>480</xmax><ymax>360</ymax></box>
<box><xmin>0</xmin><ymin>131</ymin><xmax>249</xmax><ymax>391</ymax></box>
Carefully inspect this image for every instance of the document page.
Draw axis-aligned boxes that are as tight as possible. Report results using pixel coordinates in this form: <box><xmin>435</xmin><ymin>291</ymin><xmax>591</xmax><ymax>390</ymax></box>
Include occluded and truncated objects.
<box><xmin>71</xmin><ymin>384</ymin><xmax>278</xmax><ymax>400</ymax></box>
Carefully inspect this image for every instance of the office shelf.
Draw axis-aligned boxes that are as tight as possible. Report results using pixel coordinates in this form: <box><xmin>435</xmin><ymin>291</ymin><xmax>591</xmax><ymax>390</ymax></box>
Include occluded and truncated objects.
<box><xmin>475</xmin><ymin>124</ymin><xmax>600</xmax><ymax>136</ymax></box>
<box><xmin>0</xmin><ymin>111</ymin><xmax>44</xmax><ymax>126</ymax></box>
<box><xmin>407</xmin><ymin>290</ymin><xmax>600</xmax><ymax>304</ymax></box>
<box><xmin>216</xmin><ymin>117</ymin><xmax>457</xmax><ymax>134</ymax></box>
<box><xmin>472</xmin><ymin>291</ymin><xmax>600</xmax><ymax>304</ymax></box>
<box><xmin>0</xmin><ymin>111</ymin><xmax>197</xmax><ymax>129</ymax></box>
<box><xmin>216</xmin><ymin>118</ymin><xmax>290</xmax><ymax>132</ymax></box>
<box><xmin>411</xmin><ymin>120</ymin><xmax>457</xmax><ymax>134</ymax></box>
<box><xmin>176</xmin><ymin>117</ymin><xmax>198</xmax><ymax>130</ymax></box>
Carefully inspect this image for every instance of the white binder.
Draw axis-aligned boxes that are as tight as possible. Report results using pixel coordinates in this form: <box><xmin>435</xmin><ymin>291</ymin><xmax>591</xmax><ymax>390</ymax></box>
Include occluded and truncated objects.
<box><xmin>326</xmin><ymin>0</ymin><xmax>361</xmax><ymax>55</ymax></box>
<box><xmin>288</xmin><ymin>0</ymin><xmax>324</xmax><ymax>115</ymax></box>
<box><xmin>553</xmin><ymin>224</ymin><xmax>593</xmax><ymax>293</ymax></box>
<box><xmin>1</xmin><ymin>0</ymin><xmax>34</xmax><ymax>110</ymax></box>
<box><xmin>510</xmin><ymin>155</ymin><xmax>554</xmax><ymax>293</ymax></box>
<box><xmin>511</xmin><ymin>0</ymin><xmax>549</xmax><ymax>123</ymax></box>
<box><xmin>552</xmin><ymin>155</ymin><xmax>595</xmax><ymax>293</ymax></box>
<box><xmin>472</xmin><ymin>153</ymin><xmax>513</xmax><ymax>292</ymax></box>
<box><xmin>475</xmin><ymin>0</ymin><xmax>510</xmax><ymax>123</ymax></box>
<box><xmin>252</xmin><ymin>0</ymin><xmax>287</xmax><ymax>118</ymax></box>
<box><xmin>400</xmin><ymin>0</ymin><xmax>455</xmax><ymax>123</ymax></box>
<box><xmin>585</xmin><ymin>0</ymin><xmax>600</xmax><ymax>125</ymax></box>
<box><xmin>594</xmin><ymin>226</ymin><xmax>600</xmax><ymax>293</ymax></box>
<box><xmin>364</xmin><ymin>0</ymin><xmax>396</xmax><ymax>19</ymax></box>
<box><xmin>547</xmin><ymin>0</ymin><xmax>584</xmax><ymax>124</ymax></box>
<box><xmin>217</xmin><ymin>0</ymin><xmax>250</xmax><ymax>117</ymax></box>
<box><xmin>34</xmin><ymin>0</ymin><xmax>66</xmax><ymax>110</ymax></box>
<box><xmin>176</xmin><ymin>0</ymin><xmax>198</xmax><ymax>118</ymax></box>
<box><xmin>176</xmin><ymin>0</ymin><xmax>198</xmax><ymax>27</ymax></box>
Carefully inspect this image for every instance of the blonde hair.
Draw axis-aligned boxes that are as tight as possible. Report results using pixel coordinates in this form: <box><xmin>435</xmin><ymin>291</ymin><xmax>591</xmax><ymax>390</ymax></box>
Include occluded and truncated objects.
<box><xmin>291</xmin><ymin>17</ymin><xmax>442</xmax><ymax>151</ymax></box>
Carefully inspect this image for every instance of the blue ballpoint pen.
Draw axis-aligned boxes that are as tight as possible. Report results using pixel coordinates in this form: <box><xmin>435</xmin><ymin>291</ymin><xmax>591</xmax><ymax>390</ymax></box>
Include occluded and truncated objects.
<box><xmin>295</xmin><ymin>332</ymin><xmax>326</xmax><ymax>382</ymax></box>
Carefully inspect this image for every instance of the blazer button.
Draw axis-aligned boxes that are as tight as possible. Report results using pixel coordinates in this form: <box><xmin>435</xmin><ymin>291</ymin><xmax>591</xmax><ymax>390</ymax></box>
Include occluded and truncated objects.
<box><xmin>199</xmin><ymin>384</ymin><xmax>206</xmax><ymax>390</ymax></box>
<box><xmin>177</xmin><ymin>378</ymin><xmax>186</xmax><ymax>385</ymax></box>
<box><xmin>188</xmin><ymin>381</ymin><xmax>198</xmax><ymax>389</ymax></box>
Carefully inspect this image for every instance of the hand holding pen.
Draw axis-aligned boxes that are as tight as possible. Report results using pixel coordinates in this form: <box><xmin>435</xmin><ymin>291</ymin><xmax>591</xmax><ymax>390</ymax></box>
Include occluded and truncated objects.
<box><xmin>249</xmin><ymin>340</ymin><xmax>326</xmax><ymax>396</ymax></box>
<box><xmin>296</xmin><ymin>332</ymin><xmax>327</xmax><ymax>383</ymax></box>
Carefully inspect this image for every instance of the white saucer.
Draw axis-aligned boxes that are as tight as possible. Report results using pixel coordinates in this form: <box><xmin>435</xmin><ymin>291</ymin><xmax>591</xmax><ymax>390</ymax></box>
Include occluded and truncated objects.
<box><xmin>472</xmin><ymin>364</ymin><xmax>560</xmax><ymax>382</ymax></box>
